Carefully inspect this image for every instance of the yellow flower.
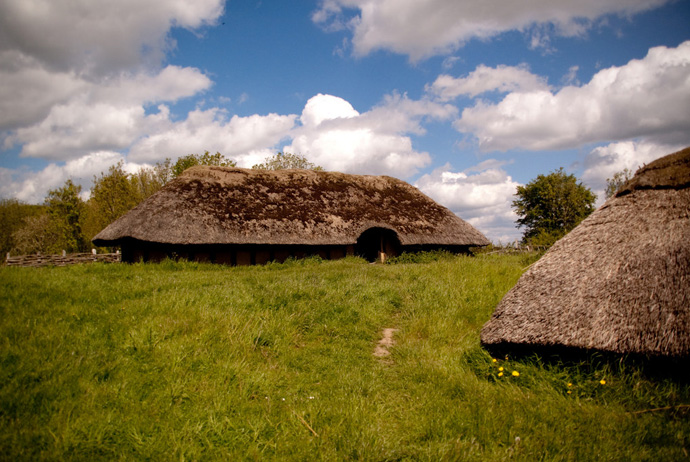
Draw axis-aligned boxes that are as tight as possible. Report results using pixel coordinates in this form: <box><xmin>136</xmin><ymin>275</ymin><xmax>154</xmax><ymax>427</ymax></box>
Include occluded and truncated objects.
<box><xmin>512</xmin><ymin>371</ymin><xmax>520</xmax><ymax>377</ymax></box>
<box><xmin>567</xmin><ymin>390</ymin><xmax>572</xmax><ymax>394</ymax></box>
<box><xmin>492</xmin><ymin>358</ymin><xmax>497</xmax><ymax>363</ymax></box>
<box><xmin>498</xmin><ymin>372</ymin><xmax>504</xmax><ymax>377</ymax></box>
<box><xmin>600</xmin><ymin>379</ymin><xmax>606</xmax><ymax>385</ymax></box>
<box><xmin>567</xmin><ymin>383</ymin><xmax>572</xmax><ymax>387</ymax></box>
<box><xmin>498</xmin><ymin>367</ymin><xmax>504</xmax><ymax>372</ymax></box>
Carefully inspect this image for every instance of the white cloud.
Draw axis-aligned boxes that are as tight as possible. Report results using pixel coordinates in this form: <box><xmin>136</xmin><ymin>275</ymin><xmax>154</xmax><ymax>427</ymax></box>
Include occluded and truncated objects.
<box><xmin>582</xmin><ymin>140</ymin><xmax>684</xmax><ymax>203</ymax></box>
<box><xmin>0</xmin><ymin>0</ymin><xmax>221</xmax><ymax>160</ymax></box>
<box><xmin>0</xmin><ymin>151</ymin><xmax>125</xmax><ymax>203</ymax></box>
<box><xmin>427</xmin><ymin>64</ymin><xmax>550</xmax><ymax>101</ymax></box>
<box><xmin>10</xmin><ymin>103</ymin><xmax>146</xmax><ymax>160</ymax></box>
<box><xmin>455</xmin><ymin>41</ymin><xmax>690</xmax><ymax>152</ymax></box>
<box><xmin>562</xmin><ymin>65</ymin><xmax>580</xmax><ymax>85</ymax></box>
<box><xmin>129</xmin><ymin>109</ymin><xmax>297</xmax><ymax>163</ymax></box>
<box><xmin>415</xmin><ymin>161</ymin><xmax>521</xmax><ymax>242</ymax></box>
<box><xmin>0</xmin><ymin>0</ymin><xmax>220</xmax><ymax>160</ymax></box>
<box><xmin>5</xmin><ymin>66</ymin><xmax>213</xmax><ymax>159</ymax></box>
<box><xmin>313</xmin><ymin>0</ymin><xmax>670</xmax><ymax>60</ymax></box>
<box><xmin>285</xmin><ymin>93</ymin><xmax>456</xmax><ymax>177</ymax></box>
<box><xmin>300</xmin><ymin>93</ymin><xmax>359</xmax><ymax>127</ymax></box>
<box><xmin>0</xmin><ymin>51</ymin><xmax>85</xmax><ymax>130</ymax></box>
<box><xmin>2</xmin><ymin>91</ymin><xmax>452</xmax><ymax>203</ymax></box>
<box><xmin>0</xmin><ymin>0</ymin><xmax>224</xmax><ymax>76</ymax></box>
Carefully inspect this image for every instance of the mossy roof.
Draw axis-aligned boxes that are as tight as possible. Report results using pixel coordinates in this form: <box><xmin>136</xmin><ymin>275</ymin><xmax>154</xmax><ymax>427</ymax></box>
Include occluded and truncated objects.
<box><xmin>93</xmin><ymin>166</ymin><xmax>490</xmax><ymax>247</ymax></box>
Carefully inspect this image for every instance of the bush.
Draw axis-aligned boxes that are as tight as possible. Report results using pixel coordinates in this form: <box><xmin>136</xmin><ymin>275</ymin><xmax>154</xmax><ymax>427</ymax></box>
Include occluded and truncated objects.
<box><xmin>386</xmin><ymin>250</ymin><xmax>457</xmax><ymax>264</ymax></box>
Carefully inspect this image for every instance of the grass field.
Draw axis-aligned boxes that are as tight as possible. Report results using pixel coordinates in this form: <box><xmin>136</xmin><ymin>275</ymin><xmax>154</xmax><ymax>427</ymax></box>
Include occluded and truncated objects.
<box><xmin>1</xmin><ymin>254</ymin><xmax>688</xmax><ymax>460</ymax></box>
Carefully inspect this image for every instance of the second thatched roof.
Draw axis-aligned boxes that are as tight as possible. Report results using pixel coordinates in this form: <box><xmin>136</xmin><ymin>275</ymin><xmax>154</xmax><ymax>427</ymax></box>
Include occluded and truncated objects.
<box><xmin>481</xmin><ymin>147</ymin><xmax>690</xmax><ymax>359</ymax></box>
<box><xmin>93</xmin><ymin>166</ymin><xmax>490</xmax><ymax>248</ymax></box>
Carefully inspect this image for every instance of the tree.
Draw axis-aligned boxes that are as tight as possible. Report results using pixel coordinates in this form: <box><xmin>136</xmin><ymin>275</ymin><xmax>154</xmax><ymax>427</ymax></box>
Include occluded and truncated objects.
<box><xmin>170</xmin><ymin>151</ymin><xmax>236</xmax><ymax>178</ymax></box>
<box><xmin>252</xmin><ymin>152</ymin><xmax>323</xmax><ymax>171</ymax></box>
<box><xmin>513</xmin><ymin>168</ymin><xmax>596</xmax><ymax>247</ymax></box>
<box><xmin>131</xmin><ymin>158</ymin><xmax>172</xmax><ymax>198</ymax></box>
<box><xmin>85</xmin><ymin>162</ymin><xmax>142</xmax><ymax>240</ymax></box>
<box><xmin>44</xmin><ymin>179</ymin><xmax>89</xmax><ymax>252</ymax></box>
<box><xmin>10</xmin><ymin>213</ymin><xmax>61</xmax><ymax>255</ymax></box>
<box><xmin>89</xmin><ymin>162</ymin><xmax>140</xmax><ymax>225</ymax></box>
<box><xmin>0</xmin><ymin>199</ymin><xmax>44</xmax><ymax>255</ymax></box>
<box><xmin>604</xmin><ymin>168</ymin><xmax>633</xmax><ymax>199</ymax></box>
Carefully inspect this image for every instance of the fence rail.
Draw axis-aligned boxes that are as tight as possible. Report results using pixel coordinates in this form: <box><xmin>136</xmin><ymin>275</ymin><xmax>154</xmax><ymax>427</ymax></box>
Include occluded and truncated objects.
<box><xmin>480</xmin><ymin>245</ymin><xmax>549</xmax><ymax>255</ymax></box>
<box><xmin>4</xmin><ymin>251</ymin><xmax>121</xmax><ymax>268</ymax></box>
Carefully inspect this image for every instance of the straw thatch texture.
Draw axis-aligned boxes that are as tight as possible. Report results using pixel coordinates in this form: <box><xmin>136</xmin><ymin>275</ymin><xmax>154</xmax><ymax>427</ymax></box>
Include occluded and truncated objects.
<box><xmin>93</xmin><ymin>166</ymin><xmax>489</xmax><ymax>248</ymax></box>
<box><xmin>481</xmin><ymin>147</ymin><xmax>690</xmax><ymax>359</ymax></box>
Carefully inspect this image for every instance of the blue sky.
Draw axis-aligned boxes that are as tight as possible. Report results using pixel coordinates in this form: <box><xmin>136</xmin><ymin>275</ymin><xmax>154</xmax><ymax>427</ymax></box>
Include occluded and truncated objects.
<box><xmin>1</xmin><ymin>0</ymin><xmax>689</xmax><ymax>242</ymax></box>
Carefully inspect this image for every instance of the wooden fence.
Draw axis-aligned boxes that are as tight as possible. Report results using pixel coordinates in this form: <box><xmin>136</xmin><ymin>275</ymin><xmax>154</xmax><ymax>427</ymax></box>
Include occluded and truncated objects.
<box><xmin>479</xmin><ymin>245</ymin><xmax>549</xmax><ymax>255</ymax></box>
<box><xmin>4</xmin><ymin>251</ymin><xmax>121</xmax><ymax>268</ymax></box>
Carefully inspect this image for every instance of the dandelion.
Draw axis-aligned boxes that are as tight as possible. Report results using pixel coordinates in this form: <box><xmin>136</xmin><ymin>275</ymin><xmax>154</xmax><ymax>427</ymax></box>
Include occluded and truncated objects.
<box><xmin>600</xmin><ymin>379</ymin><xmax>606</xmax><ymax>385</ymax></box>
<box><xmin>499</xmin><ymin>366</ymin><xmax>504</xmax><ymax>371</ymax></box>
<box><xmin>567</xmin><ymin>391</ymin><xmax>572</xmax><ymax>394</ymax></box>
<box><xmin>512</xmin><ymin>371</ymin><xmax>520</xmax><ymax>377</ymax></box>
<box><xmin>492</xmin><ymin>358</ymin><xmax>497</xmax><ymax>363</ymax></box>
<box><xmin>567</xmin><ymin>383</ymin><xmax>572</xmax><ymax>387</ymax></box>
<box><xmin>498</xmin><ymin>372</ymin><xmax>504</xmax><ymax>377</ymax></box>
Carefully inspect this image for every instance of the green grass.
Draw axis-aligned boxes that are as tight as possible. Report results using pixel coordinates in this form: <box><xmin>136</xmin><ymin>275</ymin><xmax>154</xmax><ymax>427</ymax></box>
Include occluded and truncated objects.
<box><xmin>1</xmin><ymin>254</ymin><xmax>688</xmax><ymax>460</ymax></box>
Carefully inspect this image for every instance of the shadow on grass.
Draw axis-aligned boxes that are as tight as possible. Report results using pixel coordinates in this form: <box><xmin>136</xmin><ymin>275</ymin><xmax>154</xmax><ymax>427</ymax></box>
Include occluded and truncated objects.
<box><xmin>480</xmin><ymin>343</ymin><xmax>690</xmax><ymax>383</ymax></box>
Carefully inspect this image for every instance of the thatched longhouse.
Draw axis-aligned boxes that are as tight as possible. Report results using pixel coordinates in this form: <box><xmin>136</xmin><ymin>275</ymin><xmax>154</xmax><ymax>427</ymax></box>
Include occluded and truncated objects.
<box><xmin>93</xmin><ymin>166</ymin><xmax>490</xmax><ymax>264</ymax></box>
<box><xmin>481</xmin><ymin>147</ymin><xmax>690</xmax><ymax>359</ymax></box>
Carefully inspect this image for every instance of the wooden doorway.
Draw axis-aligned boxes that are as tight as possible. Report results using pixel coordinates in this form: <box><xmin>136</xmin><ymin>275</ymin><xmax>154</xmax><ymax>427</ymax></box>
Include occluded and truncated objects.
<box><xmin>356</xmin><ymin>228</ymin><xmax>400</xmax><ymax>263</ymax></box>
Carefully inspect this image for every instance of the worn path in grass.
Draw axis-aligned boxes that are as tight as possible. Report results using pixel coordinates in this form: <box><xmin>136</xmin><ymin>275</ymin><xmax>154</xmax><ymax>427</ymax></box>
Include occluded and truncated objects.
<box><xmin>373</xmin><ymin>328</ymin><xmax>398</xmax><ymax>358</ymax></box>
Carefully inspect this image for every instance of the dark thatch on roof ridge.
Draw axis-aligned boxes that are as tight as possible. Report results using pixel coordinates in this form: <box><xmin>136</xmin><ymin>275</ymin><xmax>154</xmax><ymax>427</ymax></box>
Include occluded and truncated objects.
<box><xmin>481</xmin><ymin>147</ymin><xmax>690</xmax><ymax>359</ymax></box>
<box><xmin>93</xmin><ymin>166</ymin><xmax>490</xmax><ymax>248</ymax></box>
<box><xmin>617</xmin><ymin>147</ymin><xmax>690</xmax><ymax>196</ymax></box>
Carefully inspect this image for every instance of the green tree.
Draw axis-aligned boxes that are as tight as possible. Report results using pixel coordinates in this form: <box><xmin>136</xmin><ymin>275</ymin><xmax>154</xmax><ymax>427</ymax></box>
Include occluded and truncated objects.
<box><xmin>252</xmin><ymin>152</ymin><xmax>323</xmax><ymax>171</ymax></box>
<box><xmin>10</xmin><ymin>213</ymin><xmax>61</xmax><ymax>255</ymax></box>
<box><xmin>85</xmin><ymin>162</ymin><xmax>142</xmax><ymax>240</ymax></box>
<box><xmin>513</xmin><ymin>168</ymin><xmax>596</xmax><ymax>247</ymax></box>
<box><xmin>604</xmin><ymin>168</ymin><xmax>633</xmax><ymax>199</ymax></box>
<box><xmin>90</xmin><ymin>162</ymin><xmax>140</xmax><ymax>224</ymax></box>
<box><xmin>0</xmin><ymin>199</ymin><xmax>45</xmax><ymax>255</ymax></box>
<box><xmin>45</xmin><ymin>179</ymin><xmax>88</xmax><ymax>253</ymax></box>
<box><xmin>170</xmin><ymin>151</ymin><xmax>236</xmax><ymax>178</ymax></box>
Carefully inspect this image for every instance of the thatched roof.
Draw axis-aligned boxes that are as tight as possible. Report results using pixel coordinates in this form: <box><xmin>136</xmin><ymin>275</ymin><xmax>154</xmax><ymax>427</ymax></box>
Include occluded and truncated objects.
<box><xmin>93</xmin><ymin>166</ymin><xmax>490</xmax><ymax>247</ymax></box>
<box><xmin>481</xmin><ymin>147</ymin><xmax>690</xmax><ymax>359</ymax></box>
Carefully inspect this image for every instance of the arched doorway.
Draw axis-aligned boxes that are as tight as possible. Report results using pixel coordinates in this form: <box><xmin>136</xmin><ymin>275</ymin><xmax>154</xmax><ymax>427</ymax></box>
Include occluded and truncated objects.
<box><xmin>356</xmin><ymin>228</ymin><xmax>400</xmax><ymax>263</ymax></box>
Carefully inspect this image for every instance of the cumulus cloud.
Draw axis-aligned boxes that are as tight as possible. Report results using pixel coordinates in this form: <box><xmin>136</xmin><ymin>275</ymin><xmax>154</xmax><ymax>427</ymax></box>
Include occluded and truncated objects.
<box><xmin>427</xmin><ymin>64</ymin><xmax>550</xmax><ymax>101</ymax></box>
<box><xmin>415</xmin><ymin>161</ymin><xmax>521</xmax><ymax>242</ymax></box>
<box><xmin>284</xmin><ymin>93</ymin><xmax>456</xmax><ymax>177</ymax></box>
<box><xmin>129</xmin><ymin>109</ymin><xmax>297</xmax><ymax>163</ymax></box>
<box><xmin>0</xmin><ymin>151</ymin><xmax>126</xmax><ymax>203</ymax></box>
<box><xmin>0</xmin><ymin>0</ymin><xmax>224</xmax><ymax>75</ymax></box>
<box><xmin>455</xmin><ymin>41</ymin><xmax>690</xmax><ymax>152</ymax></box>
<box><xmin>0</xmin><ymin>0</ymin><xmax>225</xmax><ymax>201</ymax></box>
<box><xmin>313</xmin><ymin>0</ymin><xmax>669</xmax><ymax>60</ymax></box>
<box><xmin>2</xmin><ymin>90</ymin><xmax>451</xmax><ymax>202</ymax></box>
<box><xmin>4</xmin><ymin>66</ymin><xmax>213</xmax><ymax>159</ymax></box>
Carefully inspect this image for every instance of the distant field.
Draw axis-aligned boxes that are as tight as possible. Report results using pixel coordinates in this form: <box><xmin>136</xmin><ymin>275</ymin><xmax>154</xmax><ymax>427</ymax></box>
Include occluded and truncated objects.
<box><xmin>1</xmin><ymin>254</ymin><xmax>688</xmax><ymax>460</ymax></box>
